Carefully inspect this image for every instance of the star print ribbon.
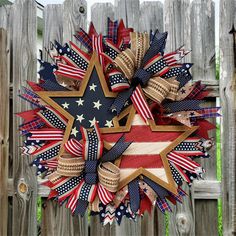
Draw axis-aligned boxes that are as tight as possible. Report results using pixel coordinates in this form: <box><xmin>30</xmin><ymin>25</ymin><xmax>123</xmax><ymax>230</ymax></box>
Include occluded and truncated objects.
<box><xmin>47</xmin><ymin>123</ymin><xmax>131</xmax><ymax>215</ymax></box>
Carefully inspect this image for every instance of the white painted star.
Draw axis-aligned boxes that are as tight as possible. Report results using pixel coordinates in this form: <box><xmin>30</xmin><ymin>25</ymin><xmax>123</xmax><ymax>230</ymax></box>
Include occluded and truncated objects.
<box><xmin>71</xmin><ymin>127</ymin><xmax>79</xmax><ymax>137</ymax></box>
<box><xmin>76</xmin><ymin>114</ymin><xmax>85</xmax><ymax>123</ymax></box>
<box><xmin>76</xmin><ymin>98</ymin><xmax>84</xmax><ymax>106</ymax></box>
<box><xmin>93</xmin><ymin>100</ymin><xmax>102</xmax><ymax>110</ymax></box>
<box><xmin>60</xmin><ymin>82</ymin><xmax>67</xmax><ymax>87</ymax></box>
<box><xmin>105</xmin><ymin>120</ymin><xmax>113</xmax><ymax>128</ymax></box>
<box><xmin>62</xmin><ymin>102</ymin><xmax>69</xmax><ymax>109</ymax></box>
<box><xmin>89</xmin><ymin>117</ymin><xmax>97</xmax><ymax>127</ymax></box>
<box><xmin>89</xmin><ymin>83</ymin><xmax>97</xmax><ymax>91</ymax></box>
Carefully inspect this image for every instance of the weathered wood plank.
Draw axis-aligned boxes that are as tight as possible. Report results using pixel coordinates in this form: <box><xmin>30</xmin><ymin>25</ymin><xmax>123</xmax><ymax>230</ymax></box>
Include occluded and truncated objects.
<box><xmin>139</xmin><ymin>1</ymin><xmax>163</xmax><ymax>33</ymax></box>
<box><xmin>63</xmin><ymin>0</ymin><xmax>87</xmax><ymax>44</ymax></box>
<box><xmin>42</xmin><ymin>4</ymin><xmax>63</xmax><ymax>61</ymax></box>
<box><xmin>114</xmin><ymin>0</ymin><xmax>140</xmax><ymax>30</ymax></box>
<box><xmin>91</xmin><ymin>3</ymin><xmax>114</xmax><ymax>34</ymax></box>
<box><xmin>0</xmin><ymin>5</ymin><xmax>11</xmax><ymax>30</ymax></box>
<box><xmin>164</xmin><ymin>1</ymin><xmax>194</xmax><ymax>235</ymax></box>
<box><xmin>164</xmin><ymin>0</ymin><xmax>191</xmax><ymax>61</ymax></box>
<box><xmin>40</xmin><ymin>2</ymin><xmax>88</xmax><ymax>235</ymax></box>
<box><xmin>11</xmin><ymin>0</ymin><xmax>38</xmax><ymax>235</ymax></box>
<box><xmin>219</xmin><ymin>0</ymin><xmax>236</xmax><ymax>234</ymax></box>
<box><xmin>90</xmin><ymin>3</ymin><xmax>116</xmax><ymax>235</ymax></box>
<box><xmin>0</xmin><ymin>28</ymin><xmax>9</xmax><ymax>236</ymax></box>
<box><xmin>190</xmin><ymin>1</ymin><xmax>218</xmax><ymax>236</ymax></box>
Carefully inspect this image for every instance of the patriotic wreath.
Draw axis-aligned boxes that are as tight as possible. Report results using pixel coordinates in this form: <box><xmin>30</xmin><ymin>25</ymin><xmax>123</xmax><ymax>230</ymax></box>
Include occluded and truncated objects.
<box><xmin>18</xmin><ymin>18</ymin><xmax>220</xmax><ymax>225</ymax></box>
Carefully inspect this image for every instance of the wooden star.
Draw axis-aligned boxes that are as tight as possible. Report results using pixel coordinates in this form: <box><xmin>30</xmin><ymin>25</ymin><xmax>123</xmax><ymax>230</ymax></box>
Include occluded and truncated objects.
<box><xmin>103</xmin><ymin>105</ymin><xmax>198</xmax><ymax>194</ymax></box>
<box><xmin>36</xmin><ymin>53</ymin><xmax>134</xmax><ymax>155</ymax></box>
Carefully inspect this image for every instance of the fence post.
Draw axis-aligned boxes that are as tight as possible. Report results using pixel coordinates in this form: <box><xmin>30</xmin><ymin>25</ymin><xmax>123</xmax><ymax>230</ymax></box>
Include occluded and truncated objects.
<box><xmin>0</xmin><ymin>28</ymin><xmax>9</xmax><ymax>236</ymax></box>
<box><xmin>11</xmin><ymin>0</ymin><xmax>38</xmax><ymax>235</ymax></box>
<box><xmin>219</xmin><ymin>0</ymin><xmax>236</xmax><ymax>234</ymax></box>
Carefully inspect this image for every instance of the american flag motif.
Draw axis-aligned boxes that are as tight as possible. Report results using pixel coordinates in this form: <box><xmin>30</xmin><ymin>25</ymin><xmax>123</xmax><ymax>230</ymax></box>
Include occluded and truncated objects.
<box><xmin>54</xmin><ymin>63</ymin><xmax>86</xmax><ymax>81</ymax></box>
<box><xmin>103</xmin><ymin>114</ymin><xmax>184</xmax><ymax>186</ymax></box>
<box><xmin>28</xmin><ymin>129</ymin><xmax>64</xmax><ymax>141</ymax></box>
<box><xmin>97</xmin><ymin>183</ymin><xmax>114</xmax><ymax>205</ymax></box>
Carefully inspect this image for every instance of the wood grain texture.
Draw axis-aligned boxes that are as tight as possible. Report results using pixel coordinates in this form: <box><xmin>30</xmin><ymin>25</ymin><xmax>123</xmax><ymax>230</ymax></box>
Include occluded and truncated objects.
<box><xmin>191</xmin><ymin>0</ymin><xmax>215</xmax><ymax>82</ymax></box>
<box><xmin>42</xmin><ymin>4</ymin><xmax>63</xmax><ymax>61</ymax></box>
<box><xmin>41</xmin><ymin>200</ymin><xmax>88</xmax><ymax>236</ymax></box>
<box><xmin>0</xmin><ymin>5</ymin><xmax>11</xmax><ymax>30</ymax></box>
<box><xmin>219</xmin><ymin>0</ymin><xmax>236</xmax><ymax>234</ymax></box>
<box><xmin>164</xmin><ymin>1</ymin><xmax>193</xmax><ymax>235</ymax></box>
<box><xmin>11</xmin><ymin>0</ymin><xmax>38</xmax><ymax>235</ymax></box>
<box><xmin>190</xmin><ymin>1</ymin><xmax>218</xmax><ymax>236</ymax></box>
<box><xmin>91</xmin><ymin>3</ymin><xmax>114</xmax><ymax>34</ymax></box>
<box><xmin>164</xmin><ymin>0</ymin><xmax>191</xmax><ymax>62</ymax></box>
<box><xmin>90</xmin><ymin>3</ymin><xmax>116</xmax><ymax>235</ymax></box>
<box><xmin>63</xmin><ymin>0</ymin><xmax>87</xmax><ymax>44</ymax></box>
<box><xmin>0</xmin><ymin>28</ymin><xmax>9</xmax><ymax>236</ymax></box>
<box><xmin>139</xmin><ymin>1</ymin><xmax>163</xmax><ymax>33</ymax></box>
<box><xmin>41</xmin><ymin>2</ymin><xmax>88</xmax><ymax>235</ymax></box>
<box><xmin>114</xmin><ymin>0</ymin><xmax>140</xmax><ymax>30</ymax></box>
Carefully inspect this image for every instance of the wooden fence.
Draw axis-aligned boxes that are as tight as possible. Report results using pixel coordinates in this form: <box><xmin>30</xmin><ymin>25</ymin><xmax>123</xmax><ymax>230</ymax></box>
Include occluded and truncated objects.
<box><xmin>0</xmin><ymin>0</ymin><xmax>235</xmax><ymax>235</ymax></box>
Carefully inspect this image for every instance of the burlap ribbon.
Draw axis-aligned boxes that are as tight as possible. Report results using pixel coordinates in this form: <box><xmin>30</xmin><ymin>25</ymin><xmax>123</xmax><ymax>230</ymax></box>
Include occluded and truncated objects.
<box><xmin>55</xmin><ymin>154</ymin><xmax>120</xmax><ymax>192</ymax></box>
<box><xmin>109</xmin><ymin>32</ymin><xmax>180</xmax><ymax>112</ymax></box>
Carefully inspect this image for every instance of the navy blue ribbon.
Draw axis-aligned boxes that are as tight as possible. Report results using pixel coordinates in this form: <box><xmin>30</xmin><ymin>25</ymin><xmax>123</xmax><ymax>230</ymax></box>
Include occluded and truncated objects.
<box><xmin>110</xmin><ymin>31</ymin><xmax>169</xmax><ymax>115</ymax></box>
<box><xmin>128</xmin><ymin>178</ymin><xmax>140</xmax><ymax>213</ymax></box>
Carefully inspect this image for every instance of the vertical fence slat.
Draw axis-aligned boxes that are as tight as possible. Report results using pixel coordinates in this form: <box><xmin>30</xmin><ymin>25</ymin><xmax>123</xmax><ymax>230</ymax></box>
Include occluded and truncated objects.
<box><xmin>40</xmin><ymin>2</ymin><xmax>88</xmax><ymax>235</ymax></box>
<box><xmin>0</xmin><ymin>28</ymin><xmax>9</xmax><ymax>236</ymax></box>
<box><xmin>220</xmin><ymin>0</ymin><xmax>236</xmax><ymax>234</ymax></box>
<box><xmin>114</xmin><ymin>0</ymin><xmax>140</xmax><ymax>30</ymax></box>
<box><xmin>91</xmin><ymin>3</ymin><xmax>114</xmax><ymax>34</ymax></box>
<box><xmin>63</xmin><ymin>0</ymin><xmax>87</xmax><ymax>44</ymax></box>
<box><xmin>12</xmin><ymin>0</ymin><xmax>38</xmax><ymax>235</ymax></box>
<box><xmin>191</xmin><ymin>1</ymin><xmax>218</xmax><ymax>236</ymax></box>
<box><xmin>164</xmin><ymin>0</ymin><xmax>191</xmax><ymax>59</ymax></box>
<box><xmin>90</xmin><ymin>3</ymin><xmax>116</xmax><ymax>236</ymax></box>
<box><xmin>42</xmin><ymin>4</ymin><xmax>63</xmax><ymax>61</ymax></box>
<box><xmin>164</xmin><ymin>1</ymin><xmax>194</xmax><ymax>235</ymax></box>
<box><xmin>139</xmin><ymin>1</ymin><xmax>163</xmax><ymax>33</ymax></box>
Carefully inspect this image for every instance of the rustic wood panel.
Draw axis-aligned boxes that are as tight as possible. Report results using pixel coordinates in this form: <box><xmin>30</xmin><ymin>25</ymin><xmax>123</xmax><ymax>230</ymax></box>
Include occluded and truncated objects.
<box><xmin>164</xmin><ymin>0</ymin><xmax>191</xmax><ymax>61</ymax></box>
<box><xmin>0</xmin><ymin>5</ymin><xmax>11</xmax><ymax>30</ymax></box>
<box><xmin>0</xmin><ymin>28</ymin><xmax>9</xmax><ymax>236</ymax></box>
<box><xmin>139</xmin><ymin>1</ymin><xmax>163</xmax><ymax>33</ymax></box>
<box><xmin>164</xmin><ymin>1</ymin><xmax>193</xmax><ymax>235</ymax></box>
<box><xmin>219</xmin><ymin>0</ymin><xmax>236</xmax><ymax>234</ymax></box>
<box><xmin>11</xmin><ymin>0</ymin><xmax>38</xmax><ymax>235</ymax></box>
<box><xmin>63</xmin><ymin>0</ymin><xmax>87</xmax><ymax>44</ymax></box>
<box><xmin>191</xmin><ymin>1</ymin><xmax>218</xmax><ymax>236</ymax></box>
<box><xmin>41</xmin><ymin>2</ymin><xmax>88</xmax><ymax>235</ymax></box>
<box><xmin>91</xmin><ymin>3</ymin><xmax>114</xmax><ymax>34</ymax></box>
<box><xmin>114</xmin><ymin>0</ymin><xmax>140</xmax><ymax>30</ymax></box>
<box><xmin>42</xmin><ymin>4</ymin><xmax>63</xmax><ymax>61</ymax></box>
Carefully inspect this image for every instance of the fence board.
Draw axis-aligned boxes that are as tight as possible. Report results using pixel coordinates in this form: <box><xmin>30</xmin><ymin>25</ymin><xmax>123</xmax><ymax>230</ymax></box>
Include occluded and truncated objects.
<box><xmin>91</xmin><ymin>3</ymin><xmax>114</xmax><ymax>34</ymax></box>
<box><xmin>191</xmin><ymin>1</ymin><xmax>218</xmax><ymax>236</ymax></box>
<box><xmin>41</xmin><ymin>2</ymin><xmax>88</xmax><ymax>235</ymax></box>
<box><xmin>42</xmin><ymin>4</ymin><xmax>63</xmax><ymax>61</ymax></box>
<box><xmin>90</xmin><ymin>3</ymin><xmax>116</xmax><ymax>235</ymax></box>
<box><xmin>164</xmin><ymin>1</ymin><xmax>194</xmax><ymax>235</ymax></box>
<box><xmin>114</xmin><ymin>0</ymin><xmax>140</xmax><ymax>30</ymax></box>
<box><xmin>219</xmin><ymin>0</ymin><xmax>236</xmax><ymax>234</ymax></box>
<box><xmin>0</xmin><ymin>28</ymin><xmax>9</xmax><ymax>236</ymax></box>
<box><xmin>11</xmin><ymin>0</ymin><xmax>38</xmax><ymax>235</ymax></box>
<box><xmin>164</xmin><ymin>0</ymin><xmax>191</xmax><ymax>61</ymax></box>
<box><xmin>139</xmin><ymin>1</ymin><xmax>163</xmax><ymax>33</ymax></box>
<box><xmin>63</xmin><ymin>0</ymin><xmax>87</xmax><ymax>44</ymax></box>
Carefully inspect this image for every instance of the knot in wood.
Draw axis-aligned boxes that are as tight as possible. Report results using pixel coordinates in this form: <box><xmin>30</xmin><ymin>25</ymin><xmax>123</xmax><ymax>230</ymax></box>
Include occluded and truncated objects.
<box><xmin>18</xmin><ymin>181</ymin><xmax>28</xmax><ymax>194</ymax></box>
<box><xmin>79</xmin><ymin>6</ymin><xmax>85</xmax><ymax>14</ymax></box>
<box><xmin>176</xmin><ymin>213</ymin><xmax>191</xmax><ymax>233</ymax></box>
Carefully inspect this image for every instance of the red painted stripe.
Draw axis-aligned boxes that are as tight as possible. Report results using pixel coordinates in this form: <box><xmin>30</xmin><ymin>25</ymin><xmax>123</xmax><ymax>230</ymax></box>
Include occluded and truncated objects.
<box><xmin>119</xmin><ymin>154</ymin><xmax>163</xmax><ymax>168</ymax></box>
<box><xmin>103</xmin><ymin>127</ymin><xmax>182</xmax><ymax>143</ymax></box>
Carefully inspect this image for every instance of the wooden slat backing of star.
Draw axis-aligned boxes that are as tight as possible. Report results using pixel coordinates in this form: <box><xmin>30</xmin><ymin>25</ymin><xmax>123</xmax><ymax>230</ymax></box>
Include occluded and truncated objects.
<box><xmin>36</xmin><ymin>53</ymin><xmax>134</xmax><ymax>155</ymax></box>
<box><xmin>103</xmin><ymin>107</ymin><xmax>198</xmax><ymax>194</ymax></box>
